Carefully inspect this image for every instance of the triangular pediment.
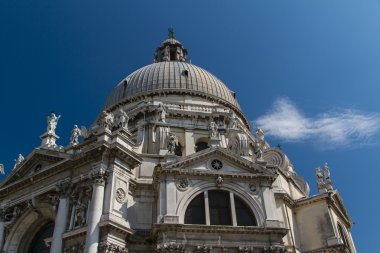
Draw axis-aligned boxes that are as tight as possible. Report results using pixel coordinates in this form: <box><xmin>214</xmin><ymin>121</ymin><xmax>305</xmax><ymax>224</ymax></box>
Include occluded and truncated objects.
<box><xmin>161</xmin><ymin>147</ymin><xmax>276</xmax><ymax>177</ymax></box>
<box><xmin>0</xmin><ymin>148</ymin><xmax>70</xmax><ymax>188</ymax></box>
<box><xmin>331</xmin><ymin>191</ymin><xmax>353</xmax><ymax>226</ymax></box>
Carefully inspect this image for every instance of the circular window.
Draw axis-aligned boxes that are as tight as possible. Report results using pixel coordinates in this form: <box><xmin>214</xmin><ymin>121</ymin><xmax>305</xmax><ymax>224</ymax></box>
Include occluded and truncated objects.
<box><xmin>211</xmin><ymin>159</ymin><xmax>223</xmax><ymax>170</ymax></box>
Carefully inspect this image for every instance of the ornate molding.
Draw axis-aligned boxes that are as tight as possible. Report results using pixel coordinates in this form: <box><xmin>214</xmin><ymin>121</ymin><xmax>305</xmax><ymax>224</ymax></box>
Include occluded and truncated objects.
<box><xmin>263</xmin><ymin>245</ymin><xmax>286</xmax><ymax>253</ymax></box>
<box><xmin>156</xmin><ymin>242</ymin><xmax>185</xmax><ymax>253</ymax></box>
<box><xmin>99</xmin><ymin>242</ymin><xmax>128</xmax><ymax>253</ymax></box>
<box><xmin>196</xmin><ymin>245</ymin><xmax>212</xmax><ymax>253</ymax></box>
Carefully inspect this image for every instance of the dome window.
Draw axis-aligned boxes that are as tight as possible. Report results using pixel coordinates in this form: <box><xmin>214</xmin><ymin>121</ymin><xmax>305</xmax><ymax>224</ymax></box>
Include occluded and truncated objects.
<box><xmin>182</xmin><ymin>70</ymin><xmax>189</xmax><ymax>77</ymax></box>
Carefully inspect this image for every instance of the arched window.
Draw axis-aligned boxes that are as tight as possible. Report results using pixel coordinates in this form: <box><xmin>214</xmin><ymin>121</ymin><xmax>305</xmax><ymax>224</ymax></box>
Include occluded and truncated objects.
<box><xmin>184</xmin><ymin>190</ymin><xmax>257</xmax><ymax>226</ymax></box>
<box><xmin>28</xmin><ymin>222</ymin><xmax>55</xmax><ymax>253</ymax></box>
<box><xmin>184</xmin><ymin>193</ymin><xmax>205</xmax><ymax>224</ymax></box>
<box><xmin>209</xmin><ymin>190</ymin><xmax>231</xmax><ymax>225</ymax></box>
<box><xmin>234</xmin><ymin>195</ymin><xmax>257</xmax><ymax>226</ymax></box>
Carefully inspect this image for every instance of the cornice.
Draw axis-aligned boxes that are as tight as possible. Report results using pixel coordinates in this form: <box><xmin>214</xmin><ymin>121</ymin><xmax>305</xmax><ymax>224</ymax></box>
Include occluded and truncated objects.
<box><xmin>153</xmin><ymin>224</ymin><xmax>288</xmax><ymax>236</ymax></box>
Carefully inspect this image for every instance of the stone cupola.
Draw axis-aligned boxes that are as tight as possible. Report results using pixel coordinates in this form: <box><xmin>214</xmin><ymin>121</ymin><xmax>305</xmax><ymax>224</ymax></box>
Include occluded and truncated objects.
<box><xmin>154</xmin><ymin>27</ymin><xmax>188</xmax><ymax>62</ymax></box>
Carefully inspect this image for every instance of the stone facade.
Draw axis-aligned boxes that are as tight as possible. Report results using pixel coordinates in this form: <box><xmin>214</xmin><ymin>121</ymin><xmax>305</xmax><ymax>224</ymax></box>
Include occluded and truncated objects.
<box><xmin>0</xmin><ymin>34</ymin><xmax>356</xmax><ymax>253</ymax></box>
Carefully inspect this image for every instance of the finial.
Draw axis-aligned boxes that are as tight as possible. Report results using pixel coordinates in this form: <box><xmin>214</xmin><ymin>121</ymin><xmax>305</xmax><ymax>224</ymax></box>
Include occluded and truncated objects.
<box><xmin>168</xmin><ymin>26</ymin><xmax>174</xmax><ymax>39</ymax></box>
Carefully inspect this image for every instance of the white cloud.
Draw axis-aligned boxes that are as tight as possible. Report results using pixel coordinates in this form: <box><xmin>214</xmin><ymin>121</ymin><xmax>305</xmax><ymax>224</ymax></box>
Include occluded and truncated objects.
<box><xmin>255</xmin><ymin>98</ymin><xmax>380</xmax><ymax>148</ymax></box>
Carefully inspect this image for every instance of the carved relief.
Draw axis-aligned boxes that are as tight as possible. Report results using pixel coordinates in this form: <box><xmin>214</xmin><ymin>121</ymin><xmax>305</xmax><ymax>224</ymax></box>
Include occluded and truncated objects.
<box><xmin>69</xmin><ymin>184</ymin><xmax>92</xmax><ymax>230</ymax></box>
<box><xmin>176</xmin><ymin>178</ymin><xmax>189</xmax><ymax>191</ymax></box>
<box><xmin>157</xmin><ymin>242</ymin><xmax>185</xmax><ymax>253</ymax></box>
<box><xmin>216</xmin><ymin>175</ymin><xmax>223</xmax><ymax>187</ymax></box>
<box><xmin>99</xmin><ymin>242</ymin><xmax>128</xmax><ymax>253</ymax></box>
<box><xmin>196</xmin><ymin>245</ymin><xmax>212</xmax><ymax>253</ymax></box>
<box><xmin>115</xmin><ymin>188</ymin><xmax>126</xmax><ymax>203</ymax></box>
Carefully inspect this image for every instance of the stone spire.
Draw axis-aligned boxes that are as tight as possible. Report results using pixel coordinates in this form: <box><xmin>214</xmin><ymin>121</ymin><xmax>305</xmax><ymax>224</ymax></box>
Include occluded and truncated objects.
<box><xmin>153</xmin><ymin>28</ymin><xmax>188</xmax><ymax>62</ymax></box>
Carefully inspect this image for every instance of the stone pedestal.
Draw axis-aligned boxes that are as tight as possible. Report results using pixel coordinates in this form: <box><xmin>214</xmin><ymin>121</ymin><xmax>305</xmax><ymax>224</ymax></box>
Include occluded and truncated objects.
<box><xmin>40</xmin><ymin>132</ymin><xmax>59</xmax><ymax>148</ymax></box>
<box><xmin>209</xmin><ymin>136</ymin><xmax>221</xmax><ymax>148</ymax></box>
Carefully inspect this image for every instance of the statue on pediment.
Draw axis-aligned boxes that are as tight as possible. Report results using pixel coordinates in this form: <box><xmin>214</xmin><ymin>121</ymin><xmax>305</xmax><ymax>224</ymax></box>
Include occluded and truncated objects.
<box><xmin>13</xmin><ymin>154</ymin><xmax>24</xmax><ymax>170</ymax></box>
<box><xmin>47</xmin><ymin>112</ymin><xmax>61</xmax><ymax>135</ymax></box>
<box><xmin>99</xmin><ymin>111</ymin><xmax>114</xmax><ymax>130</ymax></box>
<box><xmin>70</xmin><ymin>125</ymin><xmax>82</xmax><ymax>146</ymax></box>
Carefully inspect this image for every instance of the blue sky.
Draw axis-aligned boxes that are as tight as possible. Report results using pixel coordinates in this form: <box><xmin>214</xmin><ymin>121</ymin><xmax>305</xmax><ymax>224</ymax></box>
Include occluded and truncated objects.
<box><xmin>1</xmin><ymin>0</ymin><xmax>379</xmax><ymax>251</ymax></box>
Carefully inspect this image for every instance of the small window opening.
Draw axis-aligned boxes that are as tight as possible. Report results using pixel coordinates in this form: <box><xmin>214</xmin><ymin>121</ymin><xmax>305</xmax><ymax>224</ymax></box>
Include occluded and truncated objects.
<box><xmin>182</xmin><ymin>70</ymin><xmax>189</xmax><ymax>77</ymax></box>
<box><xmin>170</xmin><ymin>49</ymin><xmax>176</xmax><ymax>61</ymax></box>
<box><xmin>195</xmin><ymin>142</ymin><xmax>209</xmax><ymax>152</ymax></box>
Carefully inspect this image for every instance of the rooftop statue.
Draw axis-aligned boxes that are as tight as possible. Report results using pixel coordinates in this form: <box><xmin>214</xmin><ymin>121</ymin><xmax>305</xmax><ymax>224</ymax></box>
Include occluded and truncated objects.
<box><xmin>70</xmin><ymin>125</ymin><xmax>82</xmax><ymax>146</ymax></box>
<box><xmin>47</xmin><ymin>112</ymin><xmax>61</xmax><ymax>135</ymax></box>
<box><xmin>13</xmin><ymin>154</ymin><xmax>24</xmax><ymax>170</ymax></box>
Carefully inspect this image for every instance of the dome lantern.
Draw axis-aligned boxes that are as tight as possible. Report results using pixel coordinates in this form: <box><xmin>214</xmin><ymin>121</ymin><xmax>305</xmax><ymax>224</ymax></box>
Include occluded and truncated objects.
<box><xmin>154</xmin><ymin>27</ymin><xmax>188</xmax><ymax>62</ymax></box>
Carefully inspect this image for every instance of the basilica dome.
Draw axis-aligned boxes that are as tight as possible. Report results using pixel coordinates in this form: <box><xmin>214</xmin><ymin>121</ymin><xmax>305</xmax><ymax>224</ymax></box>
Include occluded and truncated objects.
<box><xmin>103</xmin><ymin>36</ymin><xmax>241</xmax><ymax>113</ymax></box>
<box><xmin>104</xmin><ymin>61</ymin><xmax>240</xmax><ymax>110</ymax></box>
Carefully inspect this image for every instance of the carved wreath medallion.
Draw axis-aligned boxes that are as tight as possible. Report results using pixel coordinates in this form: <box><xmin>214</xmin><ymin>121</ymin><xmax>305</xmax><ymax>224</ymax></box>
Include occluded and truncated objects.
<box><xmin>115</xmin><ymin>188</ymin><xmax>126</xmax><ymax>203</ymax></box>
<box><xmin>176</xmin><ymin>178</ymin><xmax>190</xmax><ymax>191</ymax></box>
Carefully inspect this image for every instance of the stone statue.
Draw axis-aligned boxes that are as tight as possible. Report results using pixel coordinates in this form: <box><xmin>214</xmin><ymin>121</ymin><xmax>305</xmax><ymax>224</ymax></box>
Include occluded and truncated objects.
<box><xmin>167</xmin><ymin>133</ymin><xmax>178</xmax><ymax>154</ymax></box>
<box><xmin>216</xmin><ymin>175</ymin><xmax>223</xmax><ymax>187</ymax></box>
<box><xmin>315</xmin><ymin>167</ymin><xmax>325</xmax><ymax>193</ymax></box>
<box><xmin>324</xmin><ymin>163</ymin><xmax>334</xmax><ymax>192</ymax></box>
<box><xmin>99</xmin><ymin>111</ymin><xmax>114</xmax><ymax>130</ymax></box>
<box><xmin>228</xmin><ymin>112</ymin><xmax>238</xmax><ymax>129</ymax></box>
<box><xmin>315</xmin><ymin>163</ymin><xmax>334</xmax><ymax>193</ymax></box>
<box><xmin>74</xmin><ymin>202</ymin><xmax>87</xmax><ymax>227</ymax></box>
<box><xmin>13</xmin><ymin>154</ymin><xmax>24</xmax><ymax>170</ymax></box>
<box><xmin>163</xmin><ymin>46</ymin><xmax>170</xmax><ymax>61</ymax></box>
<box><xmin>157</xmin><ymin>103</ymin><xmax>166</xmax><ymax>123</ymax></box>
<box><xmin>47</xmin><ymin>112</ymin><xmax>61</xmax><ymax>135</ymax></box>
<box><xmin>254</xmin><ymin>142</ymin><xmax>263</xmax><ymax>161</ymax></box>
<box><xmin>70</xmin><ymin>125</ymin><xmax>82</xmax><ymax>146</ymax></box>
<box><xmin>208</xmin><ymin>121</ymin><xmax>218</xmax><ymax>138</ymax></box>
<box><xmin>256</xmin><ymin>128</ymin><xmax>265</xmax><ymax>143</ymax></box>
<box><xmin>115</xmin><ymin>109</ymin><xmax>129</xmax><ymax>129</ymax></box>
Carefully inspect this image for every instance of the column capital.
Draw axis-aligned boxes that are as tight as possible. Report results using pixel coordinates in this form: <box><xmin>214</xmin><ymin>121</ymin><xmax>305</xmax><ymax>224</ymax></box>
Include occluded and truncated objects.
<box><xmin>56</xmin><ymin>179</ymin><xmax>72</xmax><ymax>198</ymax></box>
<box><xmin>91</xmin><ymin>163</ymin><xmax>108</xmax><ymax>186</ymax></box>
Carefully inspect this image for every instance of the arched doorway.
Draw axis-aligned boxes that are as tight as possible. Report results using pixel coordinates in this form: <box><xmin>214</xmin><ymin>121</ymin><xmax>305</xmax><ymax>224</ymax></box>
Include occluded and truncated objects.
<box><xmin>27</xmin><ymin>222</ymin><xmax>54</xmax><ymax>253</ymax></box>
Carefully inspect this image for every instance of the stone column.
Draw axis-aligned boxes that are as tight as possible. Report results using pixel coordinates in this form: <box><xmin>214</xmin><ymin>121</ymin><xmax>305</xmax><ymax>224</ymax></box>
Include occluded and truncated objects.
<box><xmin>204</xmin><ymin>191</ymin><xmax>210</xmax><ymax>225</ymax></box>
<box><xmin>50</xmin><ymin>180</ymin><xmax>71</xmax><ymax>253</ymax></box>
<box><xmin>229</xmin><ymin>192</ymin><xmax>237</xmax><ymax>226</ymax></box>
<box><xmin>0</xmin><ymin>211</ymin><xmax>5</xmax><ymax>252</ymax></box>
<box><xmin>84</xmin><ymin>164</ymin><xmax>108</xmax><ymax>253</ymax></box>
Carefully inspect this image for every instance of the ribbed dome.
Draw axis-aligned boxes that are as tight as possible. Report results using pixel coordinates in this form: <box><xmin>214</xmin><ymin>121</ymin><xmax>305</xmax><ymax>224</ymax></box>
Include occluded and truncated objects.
<box><xmin>104</xmin><ymin>61</ymin><xmax>241</xmax><ymax>110</ymax></box>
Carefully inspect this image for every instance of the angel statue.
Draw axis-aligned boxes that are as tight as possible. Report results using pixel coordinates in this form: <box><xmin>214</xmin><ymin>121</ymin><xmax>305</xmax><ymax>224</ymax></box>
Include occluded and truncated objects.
<box><xmin>47</xmin><ymin>112</ymin><xmax>61</xmax><ymax>135</ymax></box>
